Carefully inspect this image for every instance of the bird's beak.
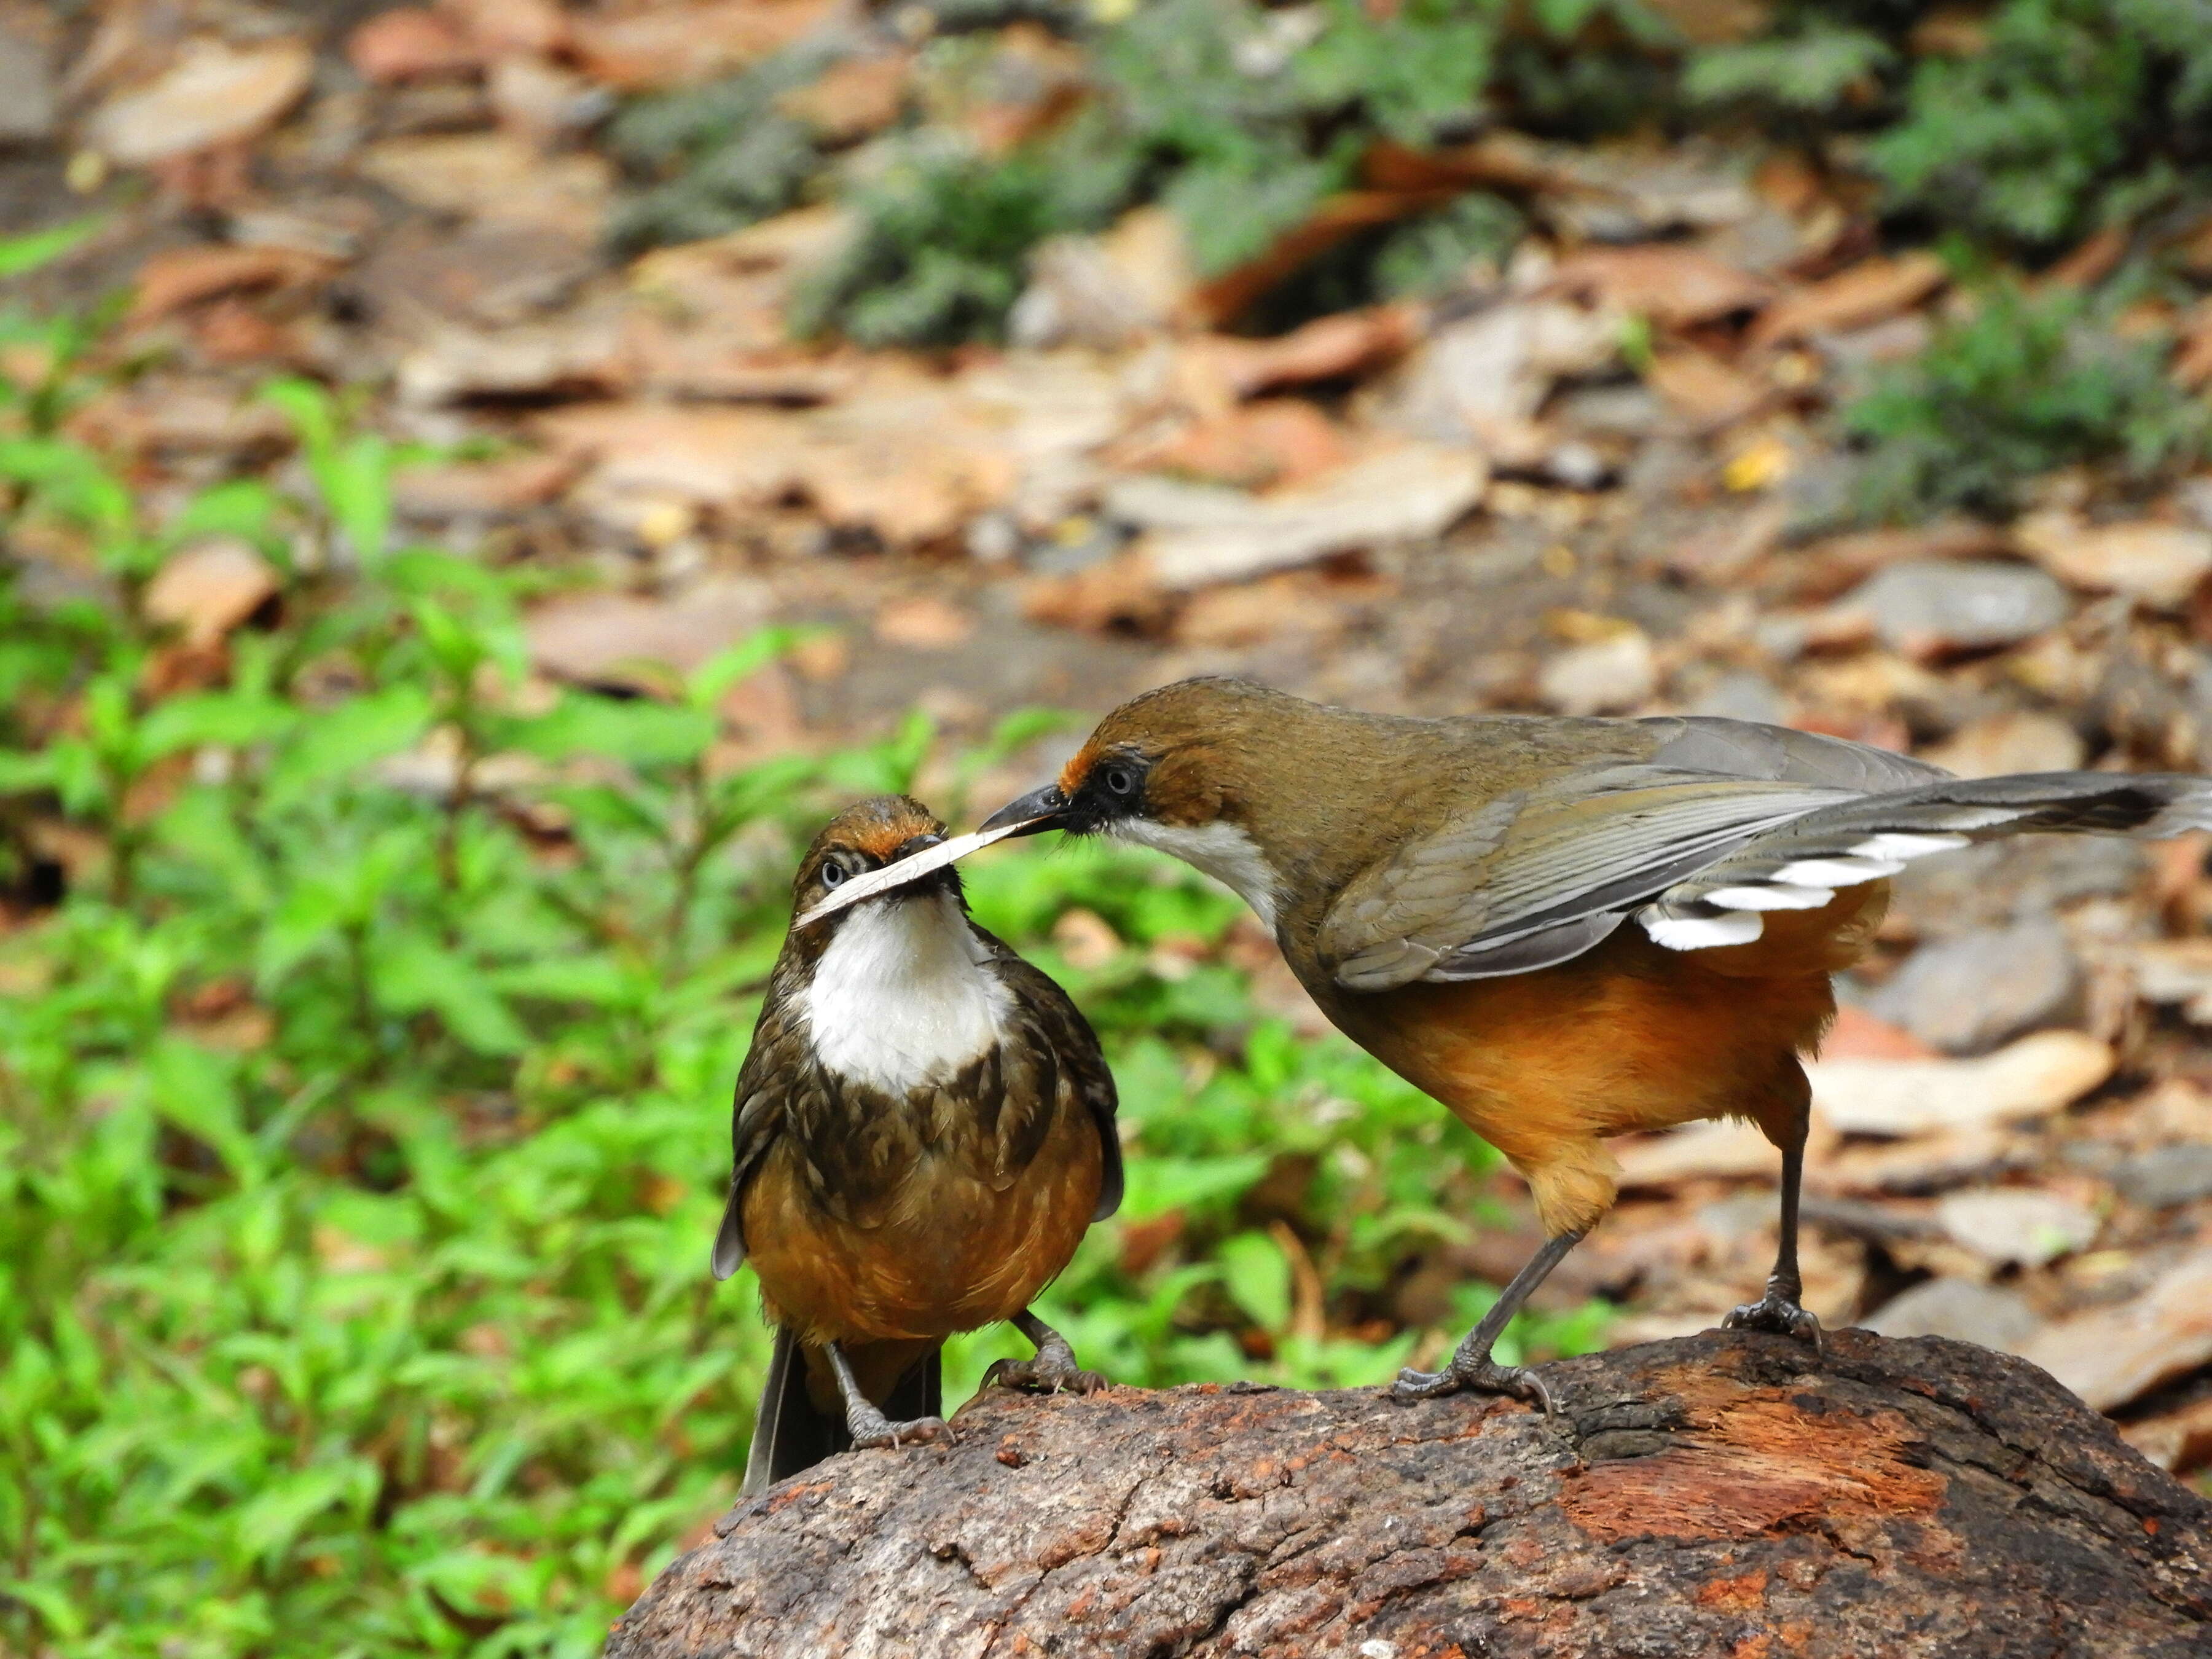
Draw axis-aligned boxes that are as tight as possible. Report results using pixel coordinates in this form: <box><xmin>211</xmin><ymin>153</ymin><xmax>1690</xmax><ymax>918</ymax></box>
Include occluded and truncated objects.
<box><xmin>791</xmin><ymin>820</ymin><xmax>1038</xmax><ymax>930</ymax></box>
<box><xmin>978</xmin><ymin>783</ymin><xmax>1070</xmax><ymax>836</ymax></box>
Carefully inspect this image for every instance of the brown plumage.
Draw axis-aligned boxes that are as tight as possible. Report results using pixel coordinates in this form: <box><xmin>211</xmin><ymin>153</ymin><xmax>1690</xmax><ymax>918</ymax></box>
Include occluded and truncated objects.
<box><xmin>715</xmin><ymin>796</ymin><xmax>1121</xmax><ymax>1492</ymax></box>
<box><xmin>984</xmin><ymin>677</ymin><xmax>2212</xmax><ymax>1408</ymax></box>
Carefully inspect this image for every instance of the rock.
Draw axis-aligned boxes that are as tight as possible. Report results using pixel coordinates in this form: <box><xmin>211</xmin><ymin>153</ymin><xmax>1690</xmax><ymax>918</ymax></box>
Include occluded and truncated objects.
<box><xmin>1919</xmin><ymin>710</ymin><xmax>2085</xmax><ymax>779</ymax></box>
<box><xmin>1538</xmin><ymin>630</ymin><xmax>1658</xmax><ymax>716</ymax></box>
<box><xmin>143</xmin><ymin>539</ymin><xmax>279</xmax><ymax>645</ymax></box>
<box><xmin>1844</xmin><ymin>559</ymin><xmax>2072</xmax><ymax>660</ymax></box>
<box><xmin>2014</xmin><ymin>514</ymin><xmax>2212</xmax><ymax>609</ymax></box>
<box><xmin>608</xmin><ymin>1331</ymin><xmax>2212</xmax><ymax>1659</ymax></box>
<box><xmin>1888</xmin><ymin>836</ymin><xmax>2144</xmax><ymax>936</ymax></box>
<box><xmin>2023</xmin><ymin>1247</ymin><xmax>2212</xmax><ymax>1411</ymax></box>
<box><xmin>1866</xmin><ymin>916</ymin><xmax>2081</xmax><ymax>1056</ymax></box>
<box><xmin>1809</xmin><ymin>1030</ymin><xmax>2114</xmax><ymax>1137</ymax></box>
<box><xmin>1749</xmin><ymin>253</ymin><xmax>1948</xmax><ymax>348</ymax></box>
<box><xmin>0</xmin><ymin>4</ymin><xmax>59</xmax><ymax>146</ymax></box>
<box><xmin>1861</xmin><ymin>1277</ymin><xmax>2041</xmax><ymax>1352</ymax></box>
<box><xmin>87</xmin><ymin>36</ymin><xmax>314</xmax><ymax>166</ymax></box>
<box><xmin>2111</xmin><ymin>1143</ymin><xmax>2212</xmax><ymax>1209</ymax></box>
<box><xmin>1936</xmin><ymin>1188</ymin><xmax>2100</xmax><ymax>1268</ymax></box>
<box><xmin>1112</xmin><ymin>443</ymin><xmax>1486</xmax><ymax>589</ymax></box>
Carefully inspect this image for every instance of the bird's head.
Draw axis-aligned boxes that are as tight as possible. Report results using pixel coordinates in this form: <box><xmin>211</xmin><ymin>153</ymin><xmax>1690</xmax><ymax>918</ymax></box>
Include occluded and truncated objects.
<box><xmin>981</xmin><ymin>678</ymin><xmax>1321</xmax><ymax>927</ymax></box>
<box><xmin>791</xmin><ymin>795</ymin><xmax>956</xmax><ymax>930</ymax></box>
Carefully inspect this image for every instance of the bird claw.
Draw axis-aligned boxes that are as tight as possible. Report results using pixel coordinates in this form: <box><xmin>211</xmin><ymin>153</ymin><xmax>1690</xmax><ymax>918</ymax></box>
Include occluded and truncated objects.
<box><xmin>846</xmin><ymin>1411</ymin><xmax>950</xmax><ymax>1453</ymax></box>
<box><xmin>984</xmin><ymin>1355</ymin><xmax>1108</xmax><ymax>1396</ymax></box>
<box><xmin>1390</xmin><ymin>1357</ymin><xmax>1558</xmax><ymax>1422</ymax></box>
<box><xmin>1723</xmin><ymin>1292</ymin><xmax>1824</xmax><ymax>1353</ymax></box>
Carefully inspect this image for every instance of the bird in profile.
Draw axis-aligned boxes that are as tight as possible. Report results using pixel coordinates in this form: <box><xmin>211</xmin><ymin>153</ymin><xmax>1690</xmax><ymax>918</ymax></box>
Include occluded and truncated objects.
<box><xmin>982</xmin><ymin>677</ymin><xmax>2212</xmax><ymax>1411</ymax></box>
<box><xmin>714</xmin><ymin>796</ymin><xmax>1121</xmax><ymax>1493</ymax></box>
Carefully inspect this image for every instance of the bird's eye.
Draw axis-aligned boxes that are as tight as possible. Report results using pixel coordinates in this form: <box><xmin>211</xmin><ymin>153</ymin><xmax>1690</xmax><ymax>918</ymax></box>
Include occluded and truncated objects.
<box><xmin>1102</xmin><ymin>765</ymin><xmax>1137</xmax><ymax>798</ymax></box>
<box><xmin>820</xmin><ymin>858</ymin><xmax>849</xmax><ymax>887</ymax></box>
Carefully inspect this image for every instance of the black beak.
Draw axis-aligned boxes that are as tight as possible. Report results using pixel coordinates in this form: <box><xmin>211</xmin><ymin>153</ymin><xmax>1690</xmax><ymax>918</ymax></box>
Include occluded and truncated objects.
<box><xmin>978</xmin><ymin>784</ymin><xmax>1070</xmax><ymax>836</ymax></box>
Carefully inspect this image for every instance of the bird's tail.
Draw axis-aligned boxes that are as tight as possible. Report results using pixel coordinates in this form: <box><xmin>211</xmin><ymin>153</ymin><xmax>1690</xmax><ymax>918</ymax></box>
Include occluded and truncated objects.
<box><xmin>739</xmin><ymin>1330</ymin><xmax>943</xmax><ymax>1496</ymax></box>
<box><xmin>1641</xmin><ymin>771</ymin><xmax>2212</xmax><ymax>945</ymax></box>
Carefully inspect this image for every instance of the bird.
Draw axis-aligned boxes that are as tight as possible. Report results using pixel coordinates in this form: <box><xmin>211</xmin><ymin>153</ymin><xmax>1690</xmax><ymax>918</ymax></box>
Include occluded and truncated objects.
<box><xmin>980</xmin><ymin>677</ymin><xmax>2212</xmax><ymax>1411</ymax></box>
<box><xmin>714</xmin><ymin>794</ymin><xmax>1123</xmax><ymax>1494</ymax></box>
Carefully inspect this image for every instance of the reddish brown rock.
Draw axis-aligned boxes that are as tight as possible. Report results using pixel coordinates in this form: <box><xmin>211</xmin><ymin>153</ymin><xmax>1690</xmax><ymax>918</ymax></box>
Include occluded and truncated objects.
<box><xmin>610</xmin><ymin>1331</ymin><xmax>2211</xmax><ymax>1658</ymax></box>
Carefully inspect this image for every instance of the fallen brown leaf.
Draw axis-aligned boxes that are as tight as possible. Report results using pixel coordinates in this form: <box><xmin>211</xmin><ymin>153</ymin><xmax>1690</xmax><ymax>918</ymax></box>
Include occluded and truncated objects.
<box><xmin>144</xmin><ymin>538</ymin><xmax>278</xmax><ymax>645</ymax></box>
<box><xmin>1118</xmin><ymin>399</ymin><xmax>1350</xmax><ymax>492</ymax></box>
<box><xmin>1550</xmin><ymin>245</ymin><xmax>1771</xmax><ymax>327</ymax></box>
<box><xmin>2023</xmin><ymin>1248</ymin><xmax>2212</xmax><ymax>1412</ymax></box>
<box><xmin>873</xmin><ymin>595</ymin><xmax>975</xmax><ymax>650</ymax></box>
<box><xmin>774</xmin><ymin>53</ymin><xmax>909</xmax><ymax>143</ymax></box>
<box><xmin>87</xmin><ymin>36</ymin><xmax>313</xmax><ymax>166</ymax></box>
<box><xmin>525</xmin><ymin>576</ymin><xmax>774</xmax><ymax>687</ymax></box>
<box><xmin>130</xmin><ymin>244</ymin><xmax>336</xmax><ymax>324</ymax></box>
<box><xmin>567</xmin><ymin>0</ymin><xmax>835</xmax><ymax>90</ymax></box>
<box><xmin>1645</xmin><ymin>348</ymin><xmax>1767</xmax><ymax>429</ymax></box>
<box><xmin>348</xmin><ymin>8</ymin><xmax>482</xmax><ymax>83</ymax></box>
<box><xmin>1749</xmin><ymin>252</ymin><xmax>1948</xmax><ymax>348</ymax></box>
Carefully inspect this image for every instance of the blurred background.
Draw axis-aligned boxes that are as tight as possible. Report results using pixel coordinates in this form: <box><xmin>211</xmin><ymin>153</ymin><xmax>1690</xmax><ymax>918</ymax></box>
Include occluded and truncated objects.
<box><xmin>6</xmin><ymin>0</ymin><xmax>2212</xmax><ymax>1649</ymax></box>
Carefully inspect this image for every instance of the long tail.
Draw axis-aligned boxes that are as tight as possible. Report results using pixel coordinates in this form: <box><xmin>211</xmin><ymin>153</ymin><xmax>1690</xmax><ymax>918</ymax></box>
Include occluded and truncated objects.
<box><xmin>1639</xmin><ymin>771</ymin><xmax>2212</xmax><ymax>946</ymax></box>
<box><xmin>739</xmin><ymin>1332</ymin><xmax>944</xmax><ymax>1496</ymax></box>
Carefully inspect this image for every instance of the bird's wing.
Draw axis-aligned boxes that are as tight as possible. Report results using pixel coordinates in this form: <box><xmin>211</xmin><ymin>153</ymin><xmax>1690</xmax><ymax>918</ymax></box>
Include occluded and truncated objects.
<box><xmin>1316</xmin><ymin>769</ymin><xmax>1855</xmax><ymax>989</ymax></box>
<box><xmin>988</xmin><ymin>946</ymin><xmax>1123</xmax><ymax>1221</ymax></box>
<box><xmin>711</xmin><ymin>992</ymin><xmax>807</xmax><ymax>1279</ymax></box>
<box><xmin>1323</xmin><ymin>712</ymin><xmax>2212</xmax><ymax>989</ymax></box>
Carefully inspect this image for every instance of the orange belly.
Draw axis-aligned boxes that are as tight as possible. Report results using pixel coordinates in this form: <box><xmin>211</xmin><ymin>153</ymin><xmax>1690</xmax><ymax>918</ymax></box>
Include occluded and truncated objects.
<box><xmin>1321</xmin><ymin>885</ymin><xmax>1885</xmax><ymax>1236</ymax></box>
<box><xmin>741</xmin><ymin>1100</ymin><xmax>1102</xmax><ymax>1349</ymax></box>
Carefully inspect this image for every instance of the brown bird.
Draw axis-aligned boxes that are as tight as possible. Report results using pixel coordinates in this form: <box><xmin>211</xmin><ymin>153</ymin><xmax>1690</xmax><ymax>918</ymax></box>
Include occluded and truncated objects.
<box><xmin>715</xmin><ymin>796</ymin><xmax>1121</xmax><ymax>1494</ymax></box>
<box><xmin>982</xmin><ymin>678</ymin><xmax>2211</xmax><ymax>1410</ymax></box>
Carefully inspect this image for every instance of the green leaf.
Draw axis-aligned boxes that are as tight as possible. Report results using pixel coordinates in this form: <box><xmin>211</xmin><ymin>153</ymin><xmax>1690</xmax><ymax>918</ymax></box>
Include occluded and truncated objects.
<box><xmin>261</xmin><ymin>684</ymin><xmax>435</xmax><ymax>810</ymax></box>
<box><xmin>0</xmin><ymin>216</ymin><xmax>103</xmax><ymax>280</ymax></box>
<box><xmin>510</xmin><ymin>692</ymin><xmax>717</xmax><ymax>770</ymax></box>
<box><xmin>371</xmin><ymin>930</ymin><xmax>529</xmax><ymax>1054</ymax></box>
<box><xmin>1217</xmin><ymin>1230</ymin><xmax>1292</xmax><ymax>1330</ymax></box>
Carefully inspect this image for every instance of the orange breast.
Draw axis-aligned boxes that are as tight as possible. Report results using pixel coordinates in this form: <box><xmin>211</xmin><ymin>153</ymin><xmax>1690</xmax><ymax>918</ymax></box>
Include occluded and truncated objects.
<box><xmin>1319</xmin><ymin>884</ymin><xmax>1885</xmax><ymax>1234</ymax></box>
<box><xmin>742</xmin><ymin>1101</ymin><xmax>1103</xmax><ymax>1347</ymax></box>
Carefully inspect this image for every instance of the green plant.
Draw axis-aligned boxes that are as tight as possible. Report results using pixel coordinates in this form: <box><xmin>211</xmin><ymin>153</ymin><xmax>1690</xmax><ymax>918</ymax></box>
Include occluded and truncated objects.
<box><xmin>0</xmin><ymin>351</ymin><xmax>1610</xmax><ymax>1653</ymax></box>
<box><xmin>1843</xmin><ymin>278</ymin><xmax>2211</xmax><ymax>519</ymax></box>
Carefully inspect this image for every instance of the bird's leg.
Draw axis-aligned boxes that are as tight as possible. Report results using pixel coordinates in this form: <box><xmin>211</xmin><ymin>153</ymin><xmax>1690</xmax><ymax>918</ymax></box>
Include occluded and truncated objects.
<box><xmin>825</xmin><ymin>1341</ymin><xmax>948</xmax><ymax>1451</ymax></box>
<box><xmin>984</xmin><ymin>1309</ymin><xmax>1108</xmax><ymax>1395</ymax></box>
<box><xmin>1722</xmin><ymin>1103</ymin><xmax>1823</xmax><ymax>1351</ymax></box>
<box><xmin>1393</xmin><ymin>1230</ymin><xmax>1585</xmax><ymax>1417</ymax></box>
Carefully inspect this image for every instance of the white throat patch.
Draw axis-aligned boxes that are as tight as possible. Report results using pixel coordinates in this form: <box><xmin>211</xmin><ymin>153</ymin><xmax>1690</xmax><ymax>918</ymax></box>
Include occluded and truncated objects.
<box><xmin>800</xmin><ymin>890</ymin><xmax>1010</xmax><ymax>1092</ymax></box>
<box><xmin>1113</xmin><ymin>818</ymin><xmax>1281</xmax><ymax>932</ymax></box>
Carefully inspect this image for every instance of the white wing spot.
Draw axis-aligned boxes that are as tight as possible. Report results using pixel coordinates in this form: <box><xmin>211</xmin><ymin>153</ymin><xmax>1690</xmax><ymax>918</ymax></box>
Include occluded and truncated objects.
<box><xmin>1639</xmin><ymin>909</ymin><xmax>1764</xmax><ymax>950</ymax></box>
<box><xmin>1771</xmin><ymin>855</ymin><xmax>1905</xmax><ymax>888</ymax></box>
<box><xmin>1700</xmin><ymin>884</ymin><xmax>1836</xmax><ymax>911</ymax></box>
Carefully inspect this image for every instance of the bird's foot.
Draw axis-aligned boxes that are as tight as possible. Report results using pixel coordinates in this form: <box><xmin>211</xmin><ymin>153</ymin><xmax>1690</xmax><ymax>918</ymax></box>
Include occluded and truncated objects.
<box><xmin>1391</xmin><ymin>1354</ymin><xmax>1557</xmax><ymax>1421</ymax></box>
<box><xmin>984</xmin><ymin>1333</ymin><xmax>1107</xmax><ymax>1396</ymax></box>
<box><xmin>844</xmin><ymin>1402</ymin><xmax>949</xmax><ymax>1453</ymax></box>
<box><xmin>1723</xmin><ymin>1290</ymin><xmax>1824</xmax><ymax>1352</ymax></box>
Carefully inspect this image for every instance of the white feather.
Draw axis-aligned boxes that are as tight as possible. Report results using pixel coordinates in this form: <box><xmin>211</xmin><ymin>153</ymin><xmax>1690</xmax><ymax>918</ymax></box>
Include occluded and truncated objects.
<box><xmin>1113</xmin><ymin>818</ymin><xmax>1282</xmax><ymax>931</ymax></box>
<box><xmin>1850</xmin><ymin>832</ymin><xmax>1971</xmax><ymax>859</ymax></box>
<box><xmin>1771</xmin><ymin>855</ymin><xmax>1905</xmax><ymax>887</ymax></box>
<box><xmin>1700</xmin><ymin>883</ymin><xmax>1836</xmax><ymax>911</ymax></box>
<box><xmin>801</xmin><ymin>890</ymin><xmax>1010</xmax><ymax>1092</ymax></box>
<box><xmin>1639</xmin><ymin>909</ymin><xmax>1764</xmax><ymax>950</ymax></box>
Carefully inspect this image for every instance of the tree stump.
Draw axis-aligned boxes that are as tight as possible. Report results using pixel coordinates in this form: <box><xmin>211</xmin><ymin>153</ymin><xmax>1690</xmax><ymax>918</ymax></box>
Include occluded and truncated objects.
<box><xmin>610</xmin><ymin>1330</ymin><xmax>2211</xmax><ymax>1658</ymax></box>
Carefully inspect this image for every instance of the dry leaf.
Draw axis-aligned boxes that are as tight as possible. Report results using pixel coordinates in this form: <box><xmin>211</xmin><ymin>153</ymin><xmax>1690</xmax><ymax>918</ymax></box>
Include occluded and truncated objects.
<box><xmin>2014</xmin><ymin>514</ymin><xmax>2212</xmax><ymax>608</ymax></box>
<box><xmin>1808</xmin><ymin>1030</ymin><xmax>2113</xmax><ymax>1137</ymax></box>
<box><xmin>348</xmin><ymin>8</ymin><xmax>482</xmax><ymax>82</ymax></box>
<box><xmin>1750</xmin><ymin>253</ymin><xmax>1948</xmax><ymax>347</ymax></box>
<box><xmin>129</xmin><ymin>244</ymin><xmax>336</xmax><ymax>324</ymax></box>
<box><xmin>87</xmin><ymin>36</ymin><xmax>313</xmax><ymax>165</ymax></box>
<box><xmin>2023</xmin><ymin>1248</ymin><xmax>2212</xmax><ymax>1411</ymax></box>
<box><xmin>144</xmin><ymin>539</ymin><xmax>278</xmax><ymax>645</ymax></box>
<box><xmin>1549</xmin><ymin>245</ymin><xmax>1771</xmax><ymax>326</ymax></box>
<box><xmin>567</xmin><ymin>0</ymin><xmax>834</xmax><ymax>90</ymax></box>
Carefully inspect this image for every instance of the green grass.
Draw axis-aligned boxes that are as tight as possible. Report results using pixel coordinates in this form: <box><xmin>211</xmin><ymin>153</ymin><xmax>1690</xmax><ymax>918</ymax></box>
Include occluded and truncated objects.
<box><xmin>0</xmin><ymin>238</ymin><xmax>1606</xmax><ymax>1655</ymax></box>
